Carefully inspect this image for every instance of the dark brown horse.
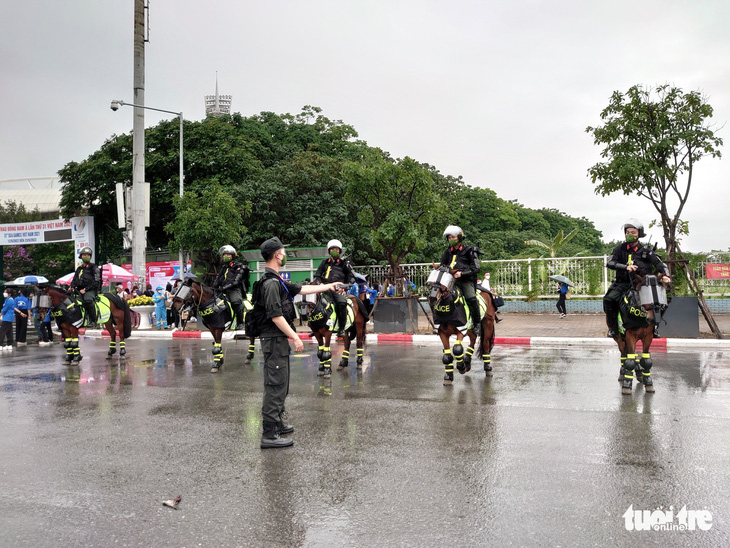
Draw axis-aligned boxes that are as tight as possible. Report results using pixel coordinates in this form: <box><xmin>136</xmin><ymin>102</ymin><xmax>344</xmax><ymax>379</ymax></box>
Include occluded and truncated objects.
<box><xmin>611</xmin><ymin>273</ymin><xmax>671</xmax><ymax>395</ymax></box>
<box><xmin>426</xmin><ymin>269</ymin><xmax>497</xmax><ymax>386</ymax></box>
<box><xmin>307</xmin><ymin>289</ymin><xmax>368</xmax><ymax>378</ymax></box>
<box><xmin>43</xmin><ymin>284</ymin><xmax>132</xmax><ymax>365</ymax></box>
<box><xmin>171</xmin><ymin>279</ymin><xmax>237</xmax><ymax>373</ymax></box>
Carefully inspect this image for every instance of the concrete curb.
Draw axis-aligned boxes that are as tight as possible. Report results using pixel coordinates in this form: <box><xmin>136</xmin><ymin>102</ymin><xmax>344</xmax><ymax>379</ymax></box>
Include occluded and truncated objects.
<box><xmin>80</xmin><ymin>328</ymin><xmax>730</xmax><ymax>350</ymax></box>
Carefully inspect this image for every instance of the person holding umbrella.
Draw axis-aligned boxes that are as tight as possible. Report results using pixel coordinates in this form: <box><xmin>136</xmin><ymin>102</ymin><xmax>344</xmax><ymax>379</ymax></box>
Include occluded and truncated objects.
<box><xmin>549</xmin><ymin>275</ymin><xmax>573</xmax><ymax>319</ymax></box>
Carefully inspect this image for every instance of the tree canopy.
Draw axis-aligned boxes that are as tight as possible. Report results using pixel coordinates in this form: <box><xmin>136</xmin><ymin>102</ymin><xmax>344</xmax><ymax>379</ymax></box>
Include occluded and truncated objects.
<box><xmin>586</xmin><ymin>84</ymin><xmax>723</xmax><ymax>271</ymax></box>
<box><xmin>55</xmin><ymin>105</ymin><xmax>606</xmax><ymax>275</ymax></box>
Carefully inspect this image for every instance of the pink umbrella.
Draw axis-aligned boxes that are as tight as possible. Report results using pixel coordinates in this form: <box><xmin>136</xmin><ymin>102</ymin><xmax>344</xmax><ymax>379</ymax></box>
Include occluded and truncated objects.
<box><xmin>55</xmin><ymin>264</ymin><xmax>139</xmax><ymax>285</ymax></box>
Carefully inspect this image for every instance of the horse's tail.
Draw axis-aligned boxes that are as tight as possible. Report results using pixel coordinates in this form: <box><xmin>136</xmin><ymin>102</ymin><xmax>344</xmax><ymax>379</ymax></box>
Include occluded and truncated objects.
<box><xmin>106</xmin><ymin>292</ymin><xmax>133</xmax><ymax>338</ymax></box>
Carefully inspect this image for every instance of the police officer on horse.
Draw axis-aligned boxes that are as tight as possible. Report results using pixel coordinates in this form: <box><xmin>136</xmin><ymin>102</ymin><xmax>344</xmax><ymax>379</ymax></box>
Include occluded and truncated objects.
<box><xmin>603</xmin><ymin>218</ymin><xmax>671</xmax><ymax>338</ymax></box>
<box><xmin>439</xmin><ymin>226</ymin><xmax>482</xmax><ymax>336</ymax></box>
<box><xmin>314</xmin><ymin>239</ymin><xmax>356</xmax><ymax>336</ymax></box>
<box><xmin>212</xmin><ymin>245</ymin><xmax>250</xmax><ymax>329</ymax></box>
<box><xmin>70</xmin><ymin>246</ymin><xmax>100</xmax><ymax>325</ymax></box>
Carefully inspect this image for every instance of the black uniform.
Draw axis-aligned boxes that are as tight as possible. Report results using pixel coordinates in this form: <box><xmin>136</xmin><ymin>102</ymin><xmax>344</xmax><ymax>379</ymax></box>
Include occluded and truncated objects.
<box><xmin>440</xmin><ymin>243</ymin><xmax>481</xmax><ymax>334</ymax></box>
<box><xmin>603</xmin><ymin>241</ymin><xmax>668</xmax><ymax>333</ymax></box>
<box><xmin>70</xmin><ymin>262</ymin><xmax>101</xmax><ymax>324</ymax></box>
<box><xmin>258</xmin><ymin>267</ymin><xmax>302</xmax><ymax>440</ymax></box>
<box><xmin>213</xmin><ymin>260</ymin><xmax>249</xmax><ymax>327</ymax></box>
<box><xmin>314</xmin><ymin>257</ymin><xmax>355</xmax><ymax>333</ymax></box>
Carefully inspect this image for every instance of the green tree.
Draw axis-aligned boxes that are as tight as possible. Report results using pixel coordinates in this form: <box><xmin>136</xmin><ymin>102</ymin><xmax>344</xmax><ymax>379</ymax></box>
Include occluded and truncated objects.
<box><xmin>165</xmin><ymin>181</ymin><xmax>250</xmax><ymax>274</ymax></box>
<box><xmin>586</xmin><ymin>84</ymin><xmax>723</xmax><ymax>273</ymax></box>
<box><xmin>344</xmin><ymin>150</ymin><xmax>444</xmax><ymax>292</ymax></box>
<box><xmin>524</xmin><ymin>228</ymin><xmax>580</xmax><ymax>258</ymax></box>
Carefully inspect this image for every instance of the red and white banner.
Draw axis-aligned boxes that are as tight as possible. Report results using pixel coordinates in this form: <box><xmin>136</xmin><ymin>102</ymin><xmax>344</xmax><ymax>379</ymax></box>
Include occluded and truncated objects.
<box><xmin>122</xmin><ymin>260</ymin><xmax>189</xmax><ymax>290</ymax></box>
<box><xmin>705</xmin><ymin>264</ymin><xmax>730</xmax><ymax>279</ymax></box>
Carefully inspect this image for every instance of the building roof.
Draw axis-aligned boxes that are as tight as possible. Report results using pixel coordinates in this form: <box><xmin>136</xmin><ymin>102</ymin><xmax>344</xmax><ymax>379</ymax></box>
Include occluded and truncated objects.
<box><xmin>1</xmin><ymin>189</ymin><xmax>62</xmax><ymax>213</ymax></box>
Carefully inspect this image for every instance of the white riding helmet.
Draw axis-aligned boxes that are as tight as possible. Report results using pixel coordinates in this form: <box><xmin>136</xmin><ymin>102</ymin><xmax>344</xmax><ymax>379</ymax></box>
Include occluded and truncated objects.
<box><xmin>443</xmin><ymin>225</ymin><xmax>464</xmax><ymax>242</ymax></box>
<box><xmin>219</xmin><ymin>245</ymin><xmax>237</xmax><ymax>256</ymax></box>
<box><xmin>327</xmin><ymin>239</ymin><xmax>344</xmax><ymax>251</ymax></box>
<box><xmin>621</xmin><ymin>219</ymin><xmax>645</xmax><ymax>238</ymax></box>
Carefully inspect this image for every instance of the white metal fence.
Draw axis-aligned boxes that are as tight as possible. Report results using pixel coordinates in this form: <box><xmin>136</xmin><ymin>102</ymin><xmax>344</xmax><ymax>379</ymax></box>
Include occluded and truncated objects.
<box><xmin>355</xmin><ymin>256</ymin><xmax>730</xmax><ymax>298</ymax></box>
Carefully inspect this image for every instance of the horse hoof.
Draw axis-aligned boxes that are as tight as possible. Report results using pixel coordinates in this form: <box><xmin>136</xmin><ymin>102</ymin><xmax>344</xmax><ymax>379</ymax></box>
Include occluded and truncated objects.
<box><xmin>246</xmin><ymin>353</ymin><xmax>254</xmax><ymax>361</ymax></box>
<box><xmin>211</xmin><ymin>366</ymin><xmax>221</xmax><ymax>373</ymax></box>
<box><xmin>120</xmin><ymin>349</ymin><xmax>126</xmax><ymax>356</ymax></box>
<box><xmin>317</xmin><ymin>368</ymin><xmax>325</xmax><ymax>377</ymax></box>
<box><xmin>356</xmin><ymin>364</ymin><xmax>363</xmax><ymax>371</ymax></box>
<box><xmin>338</xmin><ymin>360</ymin><xmax>348</xmax><ymax>369</ymax></box>
<box><xmin>323</xmin><ymin>368</ymin><xmax>331</xmax><ymax>378</ymax></box>
<box><xmin>62</xmin><ymin>360</ymin><xmax>72</xmax><ymax>366</ymax></box>
<box><xmin>107</xmin><ymin>350</ymin><xmax>116</xmax><ymax>356</ymax></box>
<box><xmin>646</xmin><ymin>385</ymin><xmax>655</xmax><ymax>393</ymax></box>
<box><xmin>443</xmin><ymin>378</ymin><xmax>453</xmax><ymax>386</ymax></box>
<box><xmin>356</xmin><ymin>358</ymin><xmax>363</xmax><ymax>366</ymax></box>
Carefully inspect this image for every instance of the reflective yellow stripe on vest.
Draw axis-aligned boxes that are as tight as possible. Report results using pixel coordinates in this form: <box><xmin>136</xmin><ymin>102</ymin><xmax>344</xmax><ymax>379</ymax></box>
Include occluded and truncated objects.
<box><xmin>450</xmin><ymin>254</ymin><xmax>457</xmax><ymax>268</ymax></box>
<box><xmin>325</xmin><ymin>266</ymin><xmax>331</xmax><ymax>280</ymax></box>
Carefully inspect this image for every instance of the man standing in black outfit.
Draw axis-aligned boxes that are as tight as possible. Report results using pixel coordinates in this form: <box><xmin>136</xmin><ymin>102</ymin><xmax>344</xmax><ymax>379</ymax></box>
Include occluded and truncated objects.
<box><xmin>257</xmin><ymin>237</ymin><xmax>342</xmax><ymax>449</ymax></box>
<box><xmin>603</xmin><ymin>218</ymin><xmax>671</xmax><ymax>337</ymax></box>
<box><xmin>70</xmin><ymin>246</ymin><xmax>101</xmax><ymax>325</ymax></box>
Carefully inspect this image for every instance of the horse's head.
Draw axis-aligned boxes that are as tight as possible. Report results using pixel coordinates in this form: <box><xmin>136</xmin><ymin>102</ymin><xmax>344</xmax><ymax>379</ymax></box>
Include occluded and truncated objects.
<box><xmin>170</xmin><ymin>278</ymin><xmax>196</xmax><ymax>311</ymax></box>
<box><xmin>426</xmin><ymin>267</ymin><xmax>455</xmax><ymax>306</ymax></box>
<box><xmin>43</xmin><ymin>284</ymin><xmax>73</xmax><ymax>307</ymax></box>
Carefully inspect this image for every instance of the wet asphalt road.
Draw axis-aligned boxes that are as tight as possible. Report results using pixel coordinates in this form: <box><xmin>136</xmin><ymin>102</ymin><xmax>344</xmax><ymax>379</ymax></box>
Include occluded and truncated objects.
<box><xmin>0</xmin><ymin>337</ymin><xmax>728</xmax><ymax>547</ymax></box>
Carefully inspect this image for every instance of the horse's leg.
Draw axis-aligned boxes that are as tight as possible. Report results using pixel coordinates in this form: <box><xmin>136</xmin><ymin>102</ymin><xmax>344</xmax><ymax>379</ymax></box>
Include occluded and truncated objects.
<box><xmin>322</xmin><ymin>331</ymin><xmax>333</xmax><ymax>378</ymax></box>
<box><xmin>441</xmin><ymin>328</ymin><xmax>454</xmax><ymax>385</ymax></box>
<box><xmin>616</xmin><ymin>335</ymin><xmax>627</xmax><ymax>382</ymax></box>
<box><xmin>61</xmin><ymin>325</ymin><xmax>74</xmax><ymax>365</ymax></box>
<box><xmin>70</xmin><ymin>326</ymin><xmax>82</xmax><ymax>364</ymax></box>
<box><xmin>638</xmin><ymin>331</ymin><xmax>655</xmax><ymax>393</ymax></box>
<box><xmin>211</xmin><ymin>330</ymin><xmax>224</xmax><ymax>373</ymax></box>
<box><xmin>247</xmin><ymin>336</ymin><xmax>256</xmax><ymax>361</ymax></box>
<box><xmin>621</xmin><ymin>332</ymin><xmax>638</xmax><ymax>395</ymax></box>
<box><xmin>338</xmin><ymin>331</ymin><xmax>351</xmax><ymax>369</ymax></box>
<box><xmin>106</xmin><ymin>316</ymin><xmax>117</xmax><ymax>356</ymax></box>
<box><xmin>315</xmin><ymin>331</ymin><xmax>327</xmax><ymax>376</ymax></box>
<box><xmin>455</xmin><ymin>333</ymin><xmax>467</xmax><ymax>374</ymax></box>
<box><xmin>463</xmin><ymin>330</ymin><xmax>477</xmax><ymax>373</ymax></box>
<box><xmin>355</xmin><ymin>314</ymin><xmax>365</xmax><ymax>369</ymax></box>
<box><xmin>481</xmin><ymin>316</ymin><xmax>496</xmax><ymax>377</ymax></box>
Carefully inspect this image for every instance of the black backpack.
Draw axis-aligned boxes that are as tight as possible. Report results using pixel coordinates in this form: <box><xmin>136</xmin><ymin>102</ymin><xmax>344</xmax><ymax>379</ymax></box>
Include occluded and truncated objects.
<box><xmin>245</xmin><ymin>272</ymin><xmax>278</xmax><ymax>337</ymax></box>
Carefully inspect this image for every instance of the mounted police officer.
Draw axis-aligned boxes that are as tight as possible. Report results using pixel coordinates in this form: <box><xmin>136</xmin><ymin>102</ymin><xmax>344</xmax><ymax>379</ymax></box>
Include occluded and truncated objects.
<box><xmin>257</xmin><ymin>237</ymin><xmax>342</xmax><ymax>449</ymax></box>
<box><xmin>604</xmin><ymin>219</ymin><xmax>671</xmax><ymax>337</ymax></box>
<box><xmin>212</xmin><ymin>245</ymin><xmax>249</xmax><ymax>330</ymax></box>
<box><xmin>70</xmin><ymin>246</ymin><xmax>101</xmax><ymax>325</ymax></box>
<box><xmin>314</xmin><ymin>239</ymin><xmax>356</xmax><ymax>337</ymax></box>
<box><xmin>439</xmin><ymin>225</ymin><xmax>482</xmax><ymax>336</ymax></box>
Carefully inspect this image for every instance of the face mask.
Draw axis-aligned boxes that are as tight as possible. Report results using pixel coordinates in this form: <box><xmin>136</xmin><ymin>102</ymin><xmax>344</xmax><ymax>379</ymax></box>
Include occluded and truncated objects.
<box><xmin>279</xmin><ymin>253</ymin><xmax>287</xmax><ymax>267</ymax></box>
<box><xmin>330</xmin><ymin>250</ymin><xmax>340</xmax><ymax>259</ymax></box>
<box><xmin>82</xmin><ymin>256</ymin><xmax>91</xmax><ymax>264</ymax></box>
<box><xmin>3</xmin><ymin>293</ymin><xmax>7</xmax><ymax>299</ymax></box>
<box><xmin>625</xmin><ymin>233</ymin><xmax>638</xmax><ymax>243</ymax></box>
<box><xmin>223</xmin><ymin>255</ymin><xmax>232</xmax><ymax>263</ymax></box>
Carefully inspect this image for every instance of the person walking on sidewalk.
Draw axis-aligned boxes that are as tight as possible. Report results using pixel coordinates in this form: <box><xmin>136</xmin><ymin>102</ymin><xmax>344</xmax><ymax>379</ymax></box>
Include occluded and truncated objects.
<box><xmin>1</xmin><ymin>289</ymin><xmax>16</xmax><ymax>350</ymax></box>
<box><xmin>556</xmin><ymin>282</ymin><xmax>569</xmax><ymax>318</ymax></box>
<box><xmin>14</xmin><ymin>289</ymin><xmax>31</xmax><ymax>345</ymax></box>
<box><xmin>256</xmin><ymin>237</ymin><xmax>343</xmax><ymax>449</ymax></box>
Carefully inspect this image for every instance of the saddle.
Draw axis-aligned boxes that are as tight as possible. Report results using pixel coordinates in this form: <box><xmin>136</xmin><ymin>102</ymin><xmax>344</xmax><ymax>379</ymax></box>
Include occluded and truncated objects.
<box><xmin>433</xmin><ymin>288</ymin><xmax>488</xmax><ymax>333</ymax></box>
<box><xmin>308</xmin><ymin>293</ymin><xmax>355</xmax><ymax>332</ymax></box>
<box><xmin>198</xmin><ymin>295</ymin><xmax>234</xmax><ymax>330</ymax></box>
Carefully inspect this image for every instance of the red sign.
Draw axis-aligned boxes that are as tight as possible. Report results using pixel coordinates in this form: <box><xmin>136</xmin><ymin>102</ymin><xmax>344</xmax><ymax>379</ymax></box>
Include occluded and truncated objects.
<box><xmin>122</xmin><ymin>261</ymin><xmax>189</xmax><ymax>288</ymax></box>
<box><xmin>706</xmin><ymin>264</ymin><xmax>730</xmax><ymax>279</ymax></box>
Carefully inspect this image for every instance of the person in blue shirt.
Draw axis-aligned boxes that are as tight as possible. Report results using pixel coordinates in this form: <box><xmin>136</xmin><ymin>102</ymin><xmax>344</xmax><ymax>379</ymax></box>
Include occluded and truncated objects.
<box><xmin>41</xmin><ymin>309</ymin><xmax>54</xmax><ymax>344</ymax></box>
<box><xmin>556</xmin><ymin>282</ymin><xmax>569</xmax><ymax>318</ymax></box>
<box><xmin>152</xmin><ymin>286</ymin><xmax>169</xmax><ymax>329</ymax></box>
<box><xmin>1</xmin><ymin>289</ymin><xmax>17</xmax><ymax>349</ymax></box>
<box><xmin>14</xmin><ymin>289</ymin><xmax>31</xmax><ymax>345</ymax></box>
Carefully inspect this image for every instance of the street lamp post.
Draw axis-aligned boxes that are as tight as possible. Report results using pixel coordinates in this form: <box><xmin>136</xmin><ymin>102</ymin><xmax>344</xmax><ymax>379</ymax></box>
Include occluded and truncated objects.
<box><xmin>111</xmin><ymin>100</ymin><xmax>185</xmax><ymax>280</ymax></box>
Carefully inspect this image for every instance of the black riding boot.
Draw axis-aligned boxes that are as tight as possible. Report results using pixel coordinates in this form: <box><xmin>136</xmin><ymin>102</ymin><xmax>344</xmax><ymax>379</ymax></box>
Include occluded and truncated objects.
<box><xmin>336</xmin><ymin>304</ymin><xmax>348</xmax><ymax>336</ymax></box>
<box><xmin>261</xmin><ymin>420</ymin><xmax>293</xmax><ymax>449</ymax></box>
<box><xmin>467</xmin><ymin>298</ymin><xmax>482</xmax><ymax>336</ymax></box>
<box><xmin>604</xmin><ymin>300</ymin><xmax>619</xmax><ymax>338</ymax></box>
<box><xmin>85</xmin><ymin>303</ymin><xmax>97</xmax><ymax>326</ymax></box>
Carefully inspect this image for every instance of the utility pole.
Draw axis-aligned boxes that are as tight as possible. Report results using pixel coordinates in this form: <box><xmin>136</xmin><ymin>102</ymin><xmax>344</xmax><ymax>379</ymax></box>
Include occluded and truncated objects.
<box><xmin>132</xmin><ymin>0</ymin><xmax>147</xmax><ymax>284</ymax></box>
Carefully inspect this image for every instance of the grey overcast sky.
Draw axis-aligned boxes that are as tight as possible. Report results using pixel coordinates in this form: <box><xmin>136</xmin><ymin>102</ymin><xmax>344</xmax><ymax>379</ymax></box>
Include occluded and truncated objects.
<box><xmin>2</xmin><ymin>0</ymin><xmax>728</xmax><ymax>252</ymax></box>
